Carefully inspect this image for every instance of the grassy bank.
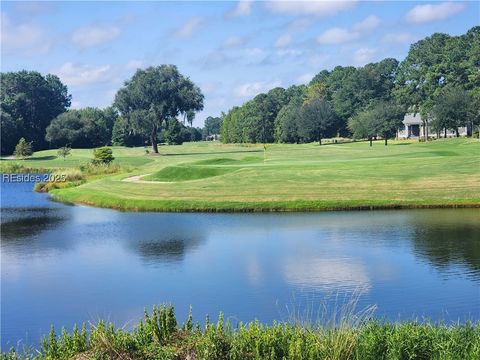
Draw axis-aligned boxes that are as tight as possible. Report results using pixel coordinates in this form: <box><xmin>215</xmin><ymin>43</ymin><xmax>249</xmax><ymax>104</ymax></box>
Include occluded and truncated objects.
<box><xmin>3</xmin><ymin>139</ymin><xmax>480</xmax><ymax>212</ymax></box>
<box><xmin>3</xmin><ymin>305</ymin><xmax>480</xmax><ymax>360</ymax></box>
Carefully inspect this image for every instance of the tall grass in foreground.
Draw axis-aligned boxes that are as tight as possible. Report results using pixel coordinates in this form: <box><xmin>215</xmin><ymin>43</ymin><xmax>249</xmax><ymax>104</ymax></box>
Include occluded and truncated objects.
<box><xmin>34</xmin><ymin>164</ymin><xmax>128</xmax><ymax>192</ymax></box>
<box><xmin>0</xmin><ymin>162</ymin><xmax>50</xmax><ymax>174</ymax></box>
<box><xmin>79</xmin><ymin>163</ymin><xmax>124</xmax><ymax>176</ymax></box>
<box><xmin>34</xmin><ymin>169</ymin><xmax>86</xmax><ymax>192</ymax></box>
<box><xmin>2</xmin><ymin>305</ymin><xmax>479</xmax><ymax>360</ymax></box>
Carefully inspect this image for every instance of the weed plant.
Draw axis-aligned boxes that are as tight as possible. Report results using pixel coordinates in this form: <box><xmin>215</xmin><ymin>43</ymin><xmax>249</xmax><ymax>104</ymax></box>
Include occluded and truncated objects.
<box><xmin>2</xmin><ymin>304</ymin><xmax>479</xmax><ymax>360</ymax></box>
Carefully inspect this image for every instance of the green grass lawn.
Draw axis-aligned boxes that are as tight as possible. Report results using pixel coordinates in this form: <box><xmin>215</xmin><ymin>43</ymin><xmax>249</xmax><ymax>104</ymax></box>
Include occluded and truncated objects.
<box><xmin>2</xmin><ymin>138</ymin><xmax>479</xmax><ymax>211</ymax></box>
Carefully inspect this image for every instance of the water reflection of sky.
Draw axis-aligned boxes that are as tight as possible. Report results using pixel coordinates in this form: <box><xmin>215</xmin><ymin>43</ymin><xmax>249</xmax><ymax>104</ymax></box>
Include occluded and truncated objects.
<box><xmin>283</xmin><ymin>258</ymin><xmax>371</xmax><ymax>291</ymax></box>
<box><xmin>1</xmin><ymin>179</ymin><xmax>479</xmax><ymax>348</ymax></box>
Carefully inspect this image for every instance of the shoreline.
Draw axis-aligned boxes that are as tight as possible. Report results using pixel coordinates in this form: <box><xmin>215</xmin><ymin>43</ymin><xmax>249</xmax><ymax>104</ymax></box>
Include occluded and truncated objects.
<box><xmin>48</xmin><ymin>190</ymin><xmax>480</xmax><ymax>213</ymax></box>
<box><xmin>3</xmin><ymin>305</ymin><xmax>479</xmax><ymax>359</ymax></box>
<box><xmin>3</xmin><ymin>138</ymin><xmax>478</xmax><ymax>214</ymax></box>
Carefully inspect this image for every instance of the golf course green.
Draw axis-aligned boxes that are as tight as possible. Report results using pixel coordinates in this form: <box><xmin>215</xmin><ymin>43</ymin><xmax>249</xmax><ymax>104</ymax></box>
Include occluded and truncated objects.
<box><xmin>2</xmin><ymin>138</ymin><xmax>479</xmax><ymax>212</ymax></box>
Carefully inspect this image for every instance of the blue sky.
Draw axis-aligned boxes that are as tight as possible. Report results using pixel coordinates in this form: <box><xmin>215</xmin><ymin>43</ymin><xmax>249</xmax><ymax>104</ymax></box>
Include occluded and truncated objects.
<box><xmin>1</xmin><ymin>1</ymin><xmax>479</xmax><ymax>126</ymax></box>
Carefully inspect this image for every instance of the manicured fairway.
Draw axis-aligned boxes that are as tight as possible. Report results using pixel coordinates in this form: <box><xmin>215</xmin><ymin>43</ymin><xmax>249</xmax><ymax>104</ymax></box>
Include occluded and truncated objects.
<box><xmin>3</xmin><ymin>138</ymin><xmax>479</xmax><ymax>211</ymax></box>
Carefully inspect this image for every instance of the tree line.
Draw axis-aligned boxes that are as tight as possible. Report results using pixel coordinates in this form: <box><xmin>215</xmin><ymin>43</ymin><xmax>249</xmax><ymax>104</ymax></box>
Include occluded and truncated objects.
<box><xmin>1</xmin><ymin>65</ymin><xmax>209</xmax><ymax>155</ymax></box>
<box><xmin>221</xmin><ymin>26</ymin><xmax>479</xmax><ymax>144</ymax></box>
<box><xmin>1</xmin><ymin>27</ymin><xmax>478</xmax><ymax>155</ymax></box>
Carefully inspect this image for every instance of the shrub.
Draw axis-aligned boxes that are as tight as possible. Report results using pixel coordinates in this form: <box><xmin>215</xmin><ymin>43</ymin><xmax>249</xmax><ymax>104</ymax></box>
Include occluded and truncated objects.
<box><xmin>34</xmin><ymin>169</ymin><xmax>85</xmax><ymax>192</ymax></box>
<box><xmin>13</xmin><ymin>138</ymin><xmax>33</xmax><ymax>159</ymax></box>
<box><xmin>57</xmin><ymin>145</ymin><xmax>72</xmax><ymax>160</ymax></box>
<box><xmin>92</xmin><ymin>146</ymin><xmax>114</xmax><ymax>164</ymax></box>
<box><xmin>58</xmin><ymin>168</ymin><xmax>84</xmax><ymax>182</ymax></box>
<box><xmin>79</xmin><ymin>162</ymin><xmax>122</xmax><ymax>175</ymax></box>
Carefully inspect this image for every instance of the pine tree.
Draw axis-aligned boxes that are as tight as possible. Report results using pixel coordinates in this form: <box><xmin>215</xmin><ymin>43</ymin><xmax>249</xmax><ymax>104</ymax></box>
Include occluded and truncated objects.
<box><xmin>13</xmin><ymin>137</ymin><xmax>33</xmax><ymax>159</ymax></box>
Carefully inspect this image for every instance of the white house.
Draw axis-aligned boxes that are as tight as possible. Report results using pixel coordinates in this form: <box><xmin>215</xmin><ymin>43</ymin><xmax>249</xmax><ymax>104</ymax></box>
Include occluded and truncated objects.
<box><xmin>397</xmin><ymin>113</ymin><xmax>470</xmax><ymax>139</ymax></box>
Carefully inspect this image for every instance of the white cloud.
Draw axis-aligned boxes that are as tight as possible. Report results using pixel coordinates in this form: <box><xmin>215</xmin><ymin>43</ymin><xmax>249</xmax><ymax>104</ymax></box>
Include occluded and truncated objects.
<box><xmin>352</xmin><ymin>15</ymin><xmax>380</xmax><ymax>32</ymax></box>
<box><xmin>246</xmin><ymin>47</ymin><xmax>266</xmax><ymax>56</ymax></box>
<box><xmin>283</xmin><ymin>257</ymin><xmax>371</xmax><ymax>290</ymax></box>
<box><xmin>382</xmin><ymin>32</ymin><xmax>420</xmax><ymax>44</ymax></box>
<box><xmin>201</xmin><ymin>81</ymin><xmax>222</xmax><ymax>95</ymax></box>
<box><xmin>228</xmin><ymin>0</ymin><xmax>253</xmax><ymax>17</ymax></box>
<box><xmin>245</xmin><ymin>47</ymin><xmax>268</xmax><ymax>62</ymax></box>
<box><xmin>0</xmin><ymin>12</ymin><xmax>51</xmax><ymax>55</ymax></box>
<box><xmin>317</xmin><ymin>27</ymin><xmax>359</xmax><ymax>45</ymax></box>
<box><xmin>199</xmin><ymin>51</ymin><xmax>233</xmax><ymax>69</ymax></box>
<box><xmin>246</xmin><ymin>256</ymin><xmax>263</xmax><ymax>286</ymax></box>
<box><xmin>297</xmin><ymin>73</ymin><xmax>314</xmax><ymax>84</ymax></box>
<box><xmin>173</xmin><ymin>17</ymin><xmax>206</xmax><ymax>38</ymax></box>
<box><xmin>277</xmin><ymin>49</ymin><xmax>302</xmax><ymax>58</ymax></box>
<box><xmin>405</xmin><ymin>2</ymin><xmax>466</xmax><ymax>24</ymax></box>
<box><xmin>308</xmin><ymin>54</ymin><xmax>330</xmax><ymax>67</ymax></box>
<box><xmin>266</xmin><ymin>1</ymin><xmax>357</xmax><ymax>16</ymax></box>
<box><xmin>222</xmin><ymin>35</ymin><xmax>245</xmax><ymax>48</ymax></box>
<box><xmin>72</xmin><ymin>24</ymin><xmax>120</xmax><ymax>49</ymax></box>
<box><xmin>275</xmin><ymin>34</ymin><xmax>292</xmax><ymax>48</ymax></box>
<box><xmin>234</xmin><ymin>79</ymin><xmax>282</xmax><ymax>98</ymax></box>
<box><xmin>353</xmin><ymin>48</ymin><xmax>377</xmax><ymax>66</ymax></box>
<box><xmin>288</xmin><ymin>18</ymin><xmax>314</xmax><ymax>32</ymax></box>
<box><xmin>52</xmin><ymin>62</ymin><xmax>113</xmax><ymax>86</ymax></box>
<box><xmin>15</xmin><ymin>2</ymin><xmax>53</xmax><ymax>13</ymax></box>
<box><xmin>125</xmin><ymin>59</ymin><xmax>144</xmax><ymax>70</ymax></box>
<box><xmin>317</xmin><ymin>15</ymin><xmax>380</xmax><ymax>45</ymax></box>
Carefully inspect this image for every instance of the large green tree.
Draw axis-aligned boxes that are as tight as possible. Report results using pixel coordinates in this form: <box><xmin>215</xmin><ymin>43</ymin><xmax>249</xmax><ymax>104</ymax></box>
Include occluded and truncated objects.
<box><xmin>348</xmin><ymin>109</ymin><xmax>378</xmax><ymax>146</ymax></box>
<box><xmin>274</xmin><ymin>100</ymin><xmax>302</xmax><ymax>143</ymax></box>
<box><xmin>163</xmin><ymin>118</ymin><xmax>183</xmax><ymax>145</ymax></box>
<box><xmin>431</xmin><ymin>86</ymin><xmax>474</xmax><ymax>137</ymax></box>
<box><xmin>220</xmin><ymin>106</ymin><xmax>242</xmax><ymax>143</ymax></box>
<box><xmin>310</xmin><ymin>59</ymin><xmax>398</xmax><ymax>135</ymax></box>
<box><xmin>181</xmin><ymin>126</ymin><xmax>202</xmax><ymax>142</ymax></box>
<box><xmin>394</xmin><ymin>27</ymin><xmax>479</xmax><ymax>135</ymax></box>
<box><xmin>114</xmin><ymin>65</ymin><xmax>204</xmax><ymax>153</ymax></box>
<box><xmin>0</xmin><ymin>71</ymin><xmax>71</xmax><ymax>154</ymax></box>
<box><xmin>111</xmin><ymin>116</ymin><xmax>149</xmax><ymax>147</ymax></box>
<box><xmin>46</xmin><ymin>108</ymin><xmax>114</xmax><ymax>148</ymax></box>
<box><xmin>348</xmin><ymin>101</ymin><xmax>405</xmax><ymax>146</ymax></box>
<box><xmin>202</xmin><ymin>116</ymin><xmax>222</xmax><ymax>139</ymax></box>
<box><xmin>220</xmin><ymin>85</ymin><xmax>305</xmax><ymax>144</ymax></box>
<box><xmin>220</xmin><ymin>27</ymin><xmax>478</xmax><ymax>144</ymax></box>
<box><xmin>371</xmin><ymin>101</ymin><xmax>405</xmax><ymax>145</ymax></box>
<box><xmin>297</xmin><ymin>99</ymin><xmax>335</xmax><ymax>145</ymax></box>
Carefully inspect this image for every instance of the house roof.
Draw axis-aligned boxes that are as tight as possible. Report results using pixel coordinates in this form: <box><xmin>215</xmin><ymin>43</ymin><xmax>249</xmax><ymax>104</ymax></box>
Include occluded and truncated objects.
<box><xmin>403</xmin><ymin>113</ymin><xmax>422</xmax><ymax>125</ymax></box>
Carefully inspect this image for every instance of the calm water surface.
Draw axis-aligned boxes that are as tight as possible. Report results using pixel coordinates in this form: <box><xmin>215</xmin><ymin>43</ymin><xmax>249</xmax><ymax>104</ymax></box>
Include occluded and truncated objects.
<box><xmin>1</xmin><ymin>177</ymin><xmax>479</xmax><ymax>348</ymax></box>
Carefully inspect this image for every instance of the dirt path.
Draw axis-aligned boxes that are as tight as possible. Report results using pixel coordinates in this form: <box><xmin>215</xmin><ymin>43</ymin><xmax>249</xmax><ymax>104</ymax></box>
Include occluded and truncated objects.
<box><xmin>122</xmin><ymin>173</ymin><xmax>152</xmax><ymax>183</ymax></box>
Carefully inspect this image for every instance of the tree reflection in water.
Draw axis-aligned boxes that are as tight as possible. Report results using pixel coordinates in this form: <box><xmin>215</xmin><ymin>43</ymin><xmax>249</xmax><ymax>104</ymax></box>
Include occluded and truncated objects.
<box><xmin>136</xmin><ymin>236</ymin><xmax>204</xmax><ymax>264</ymax></box>
<box><xmin>410</xmin><ymin>210</ymin><xmax>480</xmax><ymax>281</ymax></box>
<box><xmin>1</xmin><ymin>208</ymin><xmax>67</xmax><ymax>241</ymax></box>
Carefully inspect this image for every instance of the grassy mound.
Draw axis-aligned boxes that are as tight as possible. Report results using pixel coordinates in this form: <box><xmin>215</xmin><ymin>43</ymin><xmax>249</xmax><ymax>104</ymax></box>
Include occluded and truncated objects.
<box><xmin>145</xmin><ymin>165</ymin><xmax>236</xmax><ymax>182</ymax></box>
<box><xmin>193</xmin><ymin>157</ymin><xmax>240</xmax><ymax>165</ymax></box>
<box><xmin>194</xmin><ymin>156</ymin><xmax>262</xmax><ymax>165</ymax></box>
<box><xmin>4</xmin><ymin>305</ymin><xmax>480</xmax><ymax>360</ymax></box>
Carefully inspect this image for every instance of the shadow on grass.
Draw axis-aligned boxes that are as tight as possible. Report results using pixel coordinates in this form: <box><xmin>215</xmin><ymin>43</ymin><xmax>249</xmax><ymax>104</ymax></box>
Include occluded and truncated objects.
<box><xmin>161</xmin><ymin>149</ymin><xmax>262</xmax><ymax>156</ymax></box>
<box><xmin>27</xmin><ymin>155</ymin><xmax>57</xmax><ymax>161</ymax></box>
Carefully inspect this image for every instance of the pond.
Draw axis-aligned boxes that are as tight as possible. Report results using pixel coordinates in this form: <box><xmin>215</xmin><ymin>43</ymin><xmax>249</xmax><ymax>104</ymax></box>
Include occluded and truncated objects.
<box><xmin>1</xmin><ymin>176</ymin><xmax>479</xmax><ymax>348</ymax></box>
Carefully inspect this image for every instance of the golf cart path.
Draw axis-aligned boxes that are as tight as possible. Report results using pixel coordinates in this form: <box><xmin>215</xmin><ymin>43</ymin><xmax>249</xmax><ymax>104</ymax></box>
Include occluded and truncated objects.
<box><xmin>122</xmin><ymin>173</ymin><xmax>153</xmax><ymax>183</ymax></box>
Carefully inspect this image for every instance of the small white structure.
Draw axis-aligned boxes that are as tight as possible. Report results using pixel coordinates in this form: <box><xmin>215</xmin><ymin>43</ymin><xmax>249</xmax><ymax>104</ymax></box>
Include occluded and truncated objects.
<box><xmin>397</xmin><ymin>113</ymin><xmax>470</xmax><ymax>139</ymax></box>
<box><xmin>205</xmin><ymin>134</ymin><xmax>220</xmax><ymax>141</ymax></box>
